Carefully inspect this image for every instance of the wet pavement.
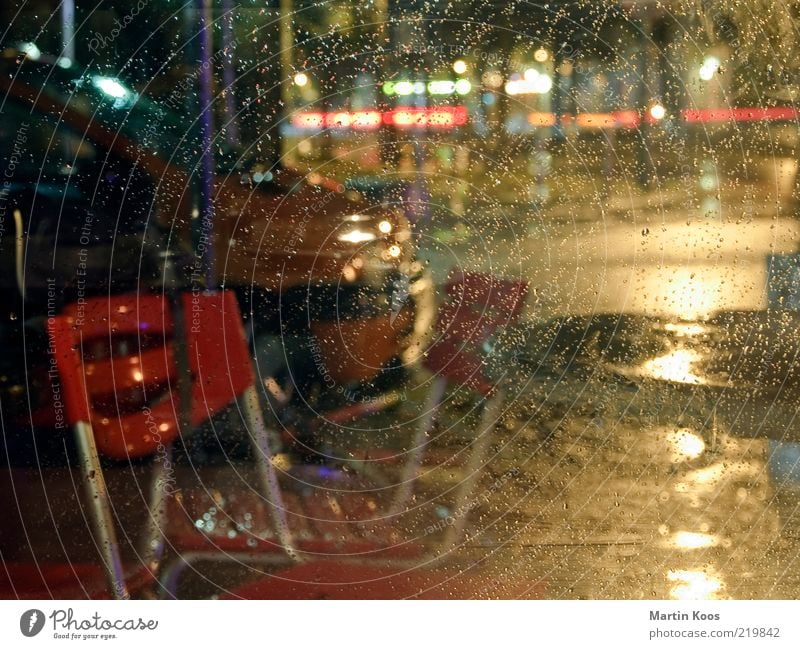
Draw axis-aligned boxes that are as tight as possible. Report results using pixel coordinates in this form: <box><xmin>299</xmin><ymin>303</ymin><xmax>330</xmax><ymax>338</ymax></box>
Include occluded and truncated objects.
<box><xmin>444</xmin><ymin>333</ymin><xmax>800</xmax><ymax>599</ymax></box>
<box><xmin>391</xmin><ymin>187</ymin><xmax>800</xmax><ymax>599</ymax></box>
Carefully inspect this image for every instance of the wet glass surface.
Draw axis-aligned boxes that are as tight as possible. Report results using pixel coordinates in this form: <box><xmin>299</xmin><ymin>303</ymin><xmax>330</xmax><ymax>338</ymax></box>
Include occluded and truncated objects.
<box><xmin>2</xmin><ymin>0</ymin><xmax>800</xmax><ymax>600</ymax></box>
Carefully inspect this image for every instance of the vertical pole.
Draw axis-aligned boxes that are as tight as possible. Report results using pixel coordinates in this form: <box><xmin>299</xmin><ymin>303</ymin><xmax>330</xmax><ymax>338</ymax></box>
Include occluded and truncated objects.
<box><xmin>636</xmin><ymin>11</ymin><xmax>654</xmax><ymax>190</ymax></box>
<box><xmin>61</xmin><ymin>0</ymin><xmax>75</xmax><ymax>62</ymax></box>
<box><xmin>411</xmin><ymin>14</ymin><xmax>430</xmax><ymax>226</ymax></box>
<box><xmin>61</xmin><ymin>0</ymin><xmax>76</xmax><ymax>163</ymax></box>
<box><xmin>376</xmin><ymin>0</ymin><xmax>398</xmax><ymax>170</ymax></box>
<box><xmin>279</xmin><ymin>0</ymin><xmax>295</xmax><ymax>166</ymax></box>
<box><xmin>197</xmin><ymin>0</ymin><xmax>216</xmax><ymax>288</ymax></box>
<box><xmin>552</xmin><ymin>46</ymin><xmax>564</xmax><ymax>143</ymax></box>
<box><xmin>221</xmin><ymin>0</ymin><xmax>240</xmax><ymax>149</ymax></box>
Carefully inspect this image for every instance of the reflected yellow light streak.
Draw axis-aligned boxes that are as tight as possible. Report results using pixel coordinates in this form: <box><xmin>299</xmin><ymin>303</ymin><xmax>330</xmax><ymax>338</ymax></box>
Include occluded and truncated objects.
<box><xmin>642</xmin><ymin>348</ymin><xmax>704</xmax><ymax>385</ymax></box>
<box><xmin>663</xmin><ymin>322</ymin><xmax>707</xmax><ymax>337</ymax></box>
<box><xmin>668</xmin><ymin>569</ymin><xmax>724</xmax><ymax>600</ymax></box>
<box><xmin>638</xmin><ymin>267</ymin><xmax>723</xmax><ymax>321</ymax></box>
<box><xmin>669</xmin><ymin>531</ymin><xmax>720</xmax><ymax>550</ymax></box>
<box><xmin>667</xmin><ymin>428</ymin><xmax>706</xmax><ymax>461</ymax></box>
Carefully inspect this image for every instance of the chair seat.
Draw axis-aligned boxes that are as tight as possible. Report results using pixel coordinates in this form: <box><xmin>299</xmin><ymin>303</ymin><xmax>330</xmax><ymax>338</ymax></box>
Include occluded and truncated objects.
<box><xmin>424</xmin><ymin>339</ymin><xmax>494</xmax><ymax>396</ymax></box>
<box><xmin>223</xmin><ymin>560</ymin><xmax>547</xmax><ymax>599</ymax></box>
<box><xmin>0</xmin><ymin>562</ymin><xmax>154</xmax><ymax>599</ymax></box>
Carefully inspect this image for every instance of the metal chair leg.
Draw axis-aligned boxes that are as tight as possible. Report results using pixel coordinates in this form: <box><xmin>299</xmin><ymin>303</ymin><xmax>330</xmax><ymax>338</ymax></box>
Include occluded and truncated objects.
<box><xmin>139</xmin><ymin>444</ymin><xmax>174</xmax><ymax>574</ymax></box>
<box><xmin>442</xmin><ymin>388</ymin><xmax>505</xmax><ymax>549</ymax></box>
<box><xmin>239</xmin><ymin>384</ymin><xmax>300</xmax><ymax>561</ymax></box>
<box><xmin>73</xmin><ymin>421</ymin><xmax>129</xmax><ymax>599</ymax></box>
<box><xmin>390</xmin><ymin>376</ymin><xmax>448</xmax><ymax>515</ymax></box>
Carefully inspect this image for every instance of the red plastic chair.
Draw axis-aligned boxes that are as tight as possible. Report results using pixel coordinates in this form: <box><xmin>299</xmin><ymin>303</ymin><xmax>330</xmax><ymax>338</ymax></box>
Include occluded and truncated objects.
<box><xmin>390</xmin><ymin>271</ymin><xmax>528</xmax><ymax>546</ymax></box>
<box><xmin>160</xmin><ymin>272</ymin><xmax>528</xmax><ymax>595</ymax></box>
<box><xmin>42</xmin><ymin>290</ymin><xmax>294</xmax><ymax>599</ymax></box>
<box><xmin>218</xmin><ymin>271</ymin><xmax>530</xmax><ymax>599</ymax></box>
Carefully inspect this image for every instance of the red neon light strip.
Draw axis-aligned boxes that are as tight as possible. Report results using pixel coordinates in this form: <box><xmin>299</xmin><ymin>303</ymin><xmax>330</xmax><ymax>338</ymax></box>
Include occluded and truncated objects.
<box><xmin>383</xmin><ymin>106</ymin><xmax>468</xmax><ymax>128</ymax></box>
<box><xmin>612</xmin><ymin>110</ymin><xmax>640</xmax><ymax>128</ymax></box>
<box><xmin>291</xmin><ymin>112</ymin><xmax>326</xmax><ymax>129</ymax></box>
<box><xmin>291</xmin><ymin>105</ymin><xmax>799</xmax><ymax>132</ymax></box>
<box><xmin>350</xmin><ymin>110</ymin><xmax>382</xmax><ymax>129</ymax></box>
<box><xmin>292</xmin><ymin>110</ymin><xmax>382</xmax><ymax>130</ymax></box>
<box><xmin>682</xmin><ymin>107</ymin><xmax>798</xmax><ymax>123</ymax></box>
<box><xmin>292</xmin><ymin>108</ymin><xmax>467</xmax><ymax>130</ymax></box>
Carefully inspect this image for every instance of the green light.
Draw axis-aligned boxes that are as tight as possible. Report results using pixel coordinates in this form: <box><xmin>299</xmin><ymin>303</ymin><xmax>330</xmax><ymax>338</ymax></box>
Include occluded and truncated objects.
<box><xmin>384</xmin><ymin>78</ymin><xmax>471</xmax><ymax>96</ymax></box>
<box><xmin>383</xmin><ymin>80</ymin><xmax>416</xmax><ymax>95</ymax></box>
<box><xmin>455</xmin><ymin>78</ymin><xmax>472</xmax><ymax>95</ymax></box>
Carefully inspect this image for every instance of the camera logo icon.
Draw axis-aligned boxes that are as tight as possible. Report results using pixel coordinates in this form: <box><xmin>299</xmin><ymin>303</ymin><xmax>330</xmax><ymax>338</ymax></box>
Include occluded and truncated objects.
<box><xmin>20</xmin><ymin>609</ymin><xmax>45</xmax><ymax>637</ymax></box>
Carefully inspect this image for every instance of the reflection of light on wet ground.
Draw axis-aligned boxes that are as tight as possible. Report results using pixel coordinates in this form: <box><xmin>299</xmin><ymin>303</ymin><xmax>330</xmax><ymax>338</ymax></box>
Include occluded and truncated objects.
<box><xmin>642</xmin><ymin>348</ymin><xmax>705</xmax><ymax>384</ymax></box>
<box><xmin>667</xmin><ymin>428</ymin><xmax>706</xmax><ymax>461</ymax></box>
<box><xmin>675</xmin><ymin>464</ymin><xmax>725</xmax><ymax>496</ymax></box>
<box><xmin>510</xmin><ymin>211</ymin><xmax>800</xmax><ymax>320</ymax></box>
<box><xmin>663</xmin><ymin>322</ymin><xmax>708</xmax><ymax>337</ymax></box>
<box><xmin>668</xmin><ymin>569</ymin><xmax>725</xmax><ymax>600</ymax></box>
<box><xmin>422</xmin><ymin>210</ymin><xmax>800</xmax><ymax>598</ymax></box>
<box><xmin>669</xmin><ymin>531</ymin><xmax>720</xmax><ymax>550</ymax></box>
<box><xmin>644</xmin><ymin>267</ymin><xmax>724</xmax><ymax>321</ymax></box>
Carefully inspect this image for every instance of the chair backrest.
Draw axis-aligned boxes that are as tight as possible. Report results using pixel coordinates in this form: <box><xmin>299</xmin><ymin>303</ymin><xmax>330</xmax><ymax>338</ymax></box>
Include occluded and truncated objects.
<box><xmin>424</xmin><ymin>271</ymin><xmax>528</xmax><ymax>395</ymax></box>
<box><xmin>442</xmin><ymin>270</ymin><xmax>528</xmax><ymax>327</ymax></box>
<box><xmin>49</xmin><ymin>290</ymin><xmax>254</xmax><ymax>459</ymax></box>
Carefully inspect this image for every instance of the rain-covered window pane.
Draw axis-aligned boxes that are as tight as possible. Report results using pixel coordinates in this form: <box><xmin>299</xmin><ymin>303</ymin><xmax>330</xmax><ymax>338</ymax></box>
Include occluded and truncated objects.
<box><xmin>2</xmin><ymin>0</ymin><xmax>800</xmax><ymax>605</ymax></box>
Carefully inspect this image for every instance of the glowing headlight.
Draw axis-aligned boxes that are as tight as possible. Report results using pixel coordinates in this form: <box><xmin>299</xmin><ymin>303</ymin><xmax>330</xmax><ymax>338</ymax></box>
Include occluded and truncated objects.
<box><xmin>21</xmin><ymin>42</ymin><xmax>41</xmax><ymax>60</ymax></box>
<box><xmin>94</xmin><ymin>76</ymin><xmax>129</xmax><ymax>99</ymax></box>
<box><xmin>92</xmin><ymin>76</ymin><xmax>136</xmax><ymax>108</ymax></box>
